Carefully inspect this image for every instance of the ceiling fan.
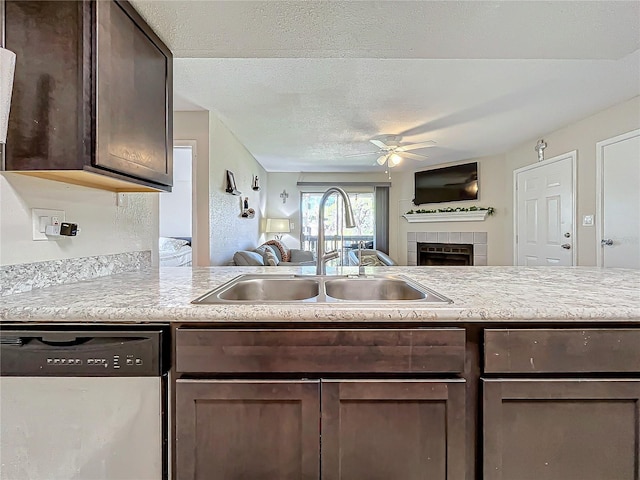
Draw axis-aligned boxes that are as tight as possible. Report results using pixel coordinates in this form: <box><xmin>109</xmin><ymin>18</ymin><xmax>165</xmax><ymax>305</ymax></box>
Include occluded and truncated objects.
<box><xmin>346</xmin><ymin>135</ymin><xmax>437</xmax><ymax>168</ymax></box>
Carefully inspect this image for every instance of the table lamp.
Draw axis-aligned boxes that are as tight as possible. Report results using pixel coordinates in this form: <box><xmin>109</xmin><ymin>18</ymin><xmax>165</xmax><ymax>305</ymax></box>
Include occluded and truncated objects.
<box><xmin>265</xmin><ymin>218</ymin><xmax>291</xmax><ymax>240</ymax></box>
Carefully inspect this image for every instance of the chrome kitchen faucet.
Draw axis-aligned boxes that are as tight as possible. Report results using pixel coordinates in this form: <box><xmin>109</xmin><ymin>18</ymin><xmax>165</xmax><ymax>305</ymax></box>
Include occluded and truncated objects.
<box><xmin>316</xmin><ymin>187</ymin><xmax>356</xmax><ymax>275</ymax></box>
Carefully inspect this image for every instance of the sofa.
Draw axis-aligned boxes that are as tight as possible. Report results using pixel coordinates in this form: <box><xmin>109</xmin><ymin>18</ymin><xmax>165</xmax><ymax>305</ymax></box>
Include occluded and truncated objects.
<box><xmin>347</xmin><ymin>248</ymin><xmax>397</xmax><ymax>266</ymax></box>
<box><xmin>233</xmin><ymin>240</ymin><xmax>316</xmax><ymax>266</ymax></box>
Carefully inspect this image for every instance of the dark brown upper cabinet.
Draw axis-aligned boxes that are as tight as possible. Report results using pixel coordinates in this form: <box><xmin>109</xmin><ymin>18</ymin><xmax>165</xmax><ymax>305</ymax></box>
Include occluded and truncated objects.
<box><xmin>3</xmin><ymin>0</ymin><xmax>173</xmax><ymax>192</ymax></box>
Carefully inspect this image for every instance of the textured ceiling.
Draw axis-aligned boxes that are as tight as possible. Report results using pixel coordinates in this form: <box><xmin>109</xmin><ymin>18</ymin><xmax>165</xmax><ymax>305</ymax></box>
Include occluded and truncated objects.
<box><xmin>131</xmin><ymin>0</ymin><xmax>640</xmax><ymax>172</ymax></box>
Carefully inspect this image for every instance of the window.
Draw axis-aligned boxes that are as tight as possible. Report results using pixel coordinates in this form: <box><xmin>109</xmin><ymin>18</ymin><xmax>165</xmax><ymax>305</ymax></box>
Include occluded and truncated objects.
<box><xmin>301</xmin><ymin>191</ymin><xmax>374</xmax><ymax>265</ymax></box>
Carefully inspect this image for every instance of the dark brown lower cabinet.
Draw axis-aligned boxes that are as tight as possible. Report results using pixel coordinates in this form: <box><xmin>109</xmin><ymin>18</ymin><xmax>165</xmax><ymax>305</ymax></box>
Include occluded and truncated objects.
<box><xmin>175</xmin><ymin>380</ymin><xmax>320</xmax><ymax>480</ymax></box>
<box><xmin>175</xmin><ymin>379</ymin><xmax>466</xmax><ymax>480</ymax></box>
<box><xmin>321</xmin><ymin>380</ymin><xmax>466</xmax><ymax>480</ymax></box>
<box><xmin>483</xmin><ymin>379</ymin><xmax>640</xmax><ymax>480</ymax></box>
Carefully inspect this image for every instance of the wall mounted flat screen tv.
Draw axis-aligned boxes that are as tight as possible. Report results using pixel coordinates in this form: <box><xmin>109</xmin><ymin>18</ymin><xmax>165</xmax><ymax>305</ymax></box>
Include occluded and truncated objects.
<box><xmin>413</xmin><ymin>162</ymin><xmax>478</xmax><ymax>205</ymax></box>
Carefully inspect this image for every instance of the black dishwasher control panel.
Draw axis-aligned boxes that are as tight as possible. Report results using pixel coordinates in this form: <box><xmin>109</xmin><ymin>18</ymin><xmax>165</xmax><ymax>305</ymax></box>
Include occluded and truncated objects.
<box><xmin>0</xmin><ymin>329</ymin><xmax>166</xmax><ymax>377</ymax></box>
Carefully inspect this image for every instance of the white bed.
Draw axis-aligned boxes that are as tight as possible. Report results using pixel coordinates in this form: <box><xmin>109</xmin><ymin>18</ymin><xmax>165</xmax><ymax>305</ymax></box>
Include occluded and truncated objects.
<box><xmin>159</xmin><ymin>237</ymin><xmax>192</xmax><ymax>267</ymax></box>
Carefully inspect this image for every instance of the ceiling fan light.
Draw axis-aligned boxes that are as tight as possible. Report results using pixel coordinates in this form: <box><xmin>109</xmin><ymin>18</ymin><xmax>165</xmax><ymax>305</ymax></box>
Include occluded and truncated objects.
<box><xmin>389</xmin><ymin>153</ymin><xmax>402</xmax><ymax>166</ymax></box>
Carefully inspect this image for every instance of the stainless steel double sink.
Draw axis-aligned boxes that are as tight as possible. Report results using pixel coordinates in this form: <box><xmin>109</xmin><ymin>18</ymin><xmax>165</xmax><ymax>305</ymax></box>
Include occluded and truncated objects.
<box><xmin>192</xmin><ymin>274</ymin><xmax>453</xmax><ymax>304</ymax></box>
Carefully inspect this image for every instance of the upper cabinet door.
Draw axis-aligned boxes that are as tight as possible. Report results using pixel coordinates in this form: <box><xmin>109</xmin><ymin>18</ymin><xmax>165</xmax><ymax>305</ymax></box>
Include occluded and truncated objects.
<box><xmin>94</xmin><ymin>0</ymin><xmax>173</xmax><ymax>187</ymax></box>
<box><xmin>4</xmin><ymin>1</ymin><xmax>88</xmax><ymax>170</ymax></box>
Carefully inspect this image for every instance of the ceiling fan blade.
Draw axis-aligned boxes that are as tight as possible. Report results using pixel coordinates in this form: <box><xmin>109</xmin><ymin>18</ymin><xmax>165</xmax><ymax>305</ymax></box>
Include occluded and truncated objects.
<box><xmin>370</xmin><ymin>139</ymin><xmax>389</xmax><ymax>149</ymax></box>
<box><xmin>376</xmin><ymin>154</ymin><xmax>388</xmax><ymax>165</ymax></box>
<box><xmin>397</xmin><ymin>151</ymin><xmax>428</xmax><ymax>161</ymax></box>
<box><xmin>396</xmin><ymin>140</ymin><xmax>436</xmax><ymax>152</ymax></box>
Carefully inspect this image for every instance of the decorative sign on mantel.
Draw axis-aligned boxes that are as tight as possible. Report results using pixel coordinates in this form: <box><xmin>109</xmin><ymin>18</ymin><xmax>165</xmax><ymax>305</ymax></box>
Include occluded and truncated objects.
<box><xmin>403</xmin><ymin>207</ymin><xmax>494</xmax><ymax>223</ymax></box>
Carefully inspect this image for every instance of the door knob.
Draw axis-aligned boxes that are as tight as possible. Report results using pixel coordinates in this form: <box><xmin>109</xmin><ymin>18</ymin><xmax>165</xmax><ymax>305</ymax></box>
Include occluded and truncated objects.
<box><xmin>601</xmin><ymin>239</ymin><xmax>614</xmax><ymax>246</ymax></box>
<box><xmin>561</xmin><ymin>244</ymin><xmax>571</xmax><ymax>249</ymax></box>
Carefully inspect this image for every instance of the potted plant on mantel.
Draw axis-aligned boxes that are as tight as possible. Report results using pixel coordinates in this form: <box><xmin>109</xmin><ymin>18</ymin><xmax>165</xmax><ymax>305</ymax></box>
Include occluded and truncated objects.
<box><xmin>402</xmin><ymin>206</ymin><xmax>495</xmax><ymax>223</ymax></box>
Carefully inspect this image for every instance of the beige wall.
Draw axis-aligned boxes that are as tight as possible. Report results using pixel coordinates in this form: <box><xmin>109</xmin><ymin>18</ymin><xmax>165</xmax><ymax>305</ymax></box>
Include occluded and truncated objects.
<box><xmin>389</xmin><ymin>154</ymin><xmax>508</xmax><ymax>265</ymax></box>
<box><xmin>209</xmin><ymin>112</ymin><xmax>268</xmax><ymax>265</ymax></box>
<box><xmin>266</xmin><ymin>172</ymin><xmax>390</xmax><ymax>249</ymax></box>
<box><xmin>0</xmin><ymin>173</ymin><xmax>158</xmax><ymax>266</ymax></box>
<box><xmin>173</xmin><ymin>111</ymin><xmax>210</xmax><ymax>266</ymax></box>
<box><xmin>2</xmin><ymin>97</ymin><xmax>634</xmax><ymax>270</ymax></box>
<box><xmin>503</xmin><ymin>95</ymin><xmax>640</xmax><ymax>265</ymax></box>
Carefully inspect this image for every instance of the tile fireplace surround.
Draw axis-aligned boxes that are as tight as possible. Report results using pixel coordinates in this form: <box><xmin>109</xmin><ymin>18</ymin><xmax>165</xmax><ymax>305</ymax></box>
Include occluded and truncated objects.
<box><xmin>407</xmin><ymin>231</ymin><xmax>488</xmax><ymax>266</ymax></box>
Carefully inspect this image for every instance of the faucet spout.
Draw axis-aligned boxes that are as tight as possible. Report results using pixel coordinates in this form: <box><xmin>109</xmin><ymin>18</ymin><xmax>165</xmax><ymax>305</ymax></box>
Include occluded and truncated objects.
<box><xmin>316</xmin><ymin>187</ymin><xmax>357</xmax><ymax>275</ymax></box>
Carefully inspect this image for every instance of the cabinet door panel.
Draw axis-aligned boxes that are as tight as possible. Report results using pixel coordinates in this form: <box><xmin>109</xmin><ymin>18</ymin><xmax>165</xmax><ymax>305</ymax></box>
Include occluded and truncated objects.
<box><xmin>176</xmin><ymin>328</ymin><xmax>466</xmax><ymax>374</ymax></box>
<box><xmin>5</xmin><ymin>1</ymin><xmax>87</xmax><ymax>170</ymax></box>
<box><xmin>485</xmin><ymin>329</ymin><xmax>640</xmax><ymax>373</ymax></box>
<box><xmin>321</xmin><ymin>380</ymin><xmax>466</xmax><ymax>480</ymax></box>
<box><xmin>483</xmin><ymin>379</ymin><xmax>640</xmax><ymax>480</ymax></box>
<box><xmin>176</xmin><ymin>380</ymin><xmax>320</xmax><ymax>480</ymax></box>
<box><xmin>95</xmin><ymin>0</ymin><xmax>172</xmax><ymax>186</ymax></box>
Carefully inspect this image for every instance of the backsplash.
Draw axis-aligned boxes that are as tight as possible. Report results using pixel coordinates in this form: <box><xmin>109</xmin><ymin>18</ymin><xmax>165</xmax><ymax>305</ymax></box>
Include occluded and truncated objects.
<box><xmin>0</xmin><ymin>250</ymin><xmax>152</xmax><ymax>296</ymax></box>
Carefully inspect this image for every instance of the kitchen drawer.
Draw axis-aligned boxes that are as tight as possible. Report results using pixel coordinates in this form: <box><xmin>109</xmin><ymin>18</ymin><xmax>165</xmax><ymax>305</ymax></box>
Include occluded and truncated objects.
<box><xmin>176</xmin><ymin>328</ymin><xmax>466</xmax><ymax>374</ymax></box>
<box><xmin>484</xmin><ymin>329</ymin><xmax>640</xmax><ymax>374</ymax></box>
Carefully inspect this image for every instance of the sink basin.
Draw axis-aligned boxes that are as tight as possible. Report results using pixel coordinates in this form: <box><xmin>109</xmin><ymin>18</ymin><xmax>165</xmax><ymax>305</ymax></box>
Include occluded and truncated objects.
<box><xmin>192</xmin><ymin>274</ymin><xmax>452</xmax><ymax>305</ymax></box>
<box><xmin>324</xmin><ymin>277</ymin><xmax>427</xmax><ymax>301</ymax></box>
<box><xmin>192</xmin><ymin>275</ymin><xmax>320</xmax><ymax>303</ymax></box>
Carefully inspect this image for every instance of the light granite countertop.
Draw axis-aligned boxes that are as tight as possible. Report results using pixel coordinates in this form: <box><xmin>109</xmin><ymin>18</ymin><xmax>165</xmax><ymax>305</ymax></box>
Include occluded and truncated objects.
<box><xmin>1</xmin><ymin>266</ymin><xmax>639</xmax><ymax>324</ymax></box>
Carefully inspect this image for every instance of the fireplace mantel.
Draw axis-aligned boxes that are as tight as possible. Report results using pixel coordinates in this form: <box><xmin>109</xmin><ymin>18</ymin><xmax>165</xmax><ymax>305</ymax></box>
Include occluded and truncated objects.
<box><xmin>402</xmin><ymin>211</ymin><xmax>489</xmax><ymax>223</ymax></box>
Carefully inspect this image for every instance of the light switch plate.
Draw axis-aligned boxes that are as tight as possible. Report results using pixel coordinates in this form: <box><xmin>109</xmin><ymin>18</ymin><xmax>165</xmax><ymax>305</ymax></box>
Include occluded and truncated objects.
<box><xmin>32</xmin><ymin>208</ymin><xmax>65</xmax><ymax>240</ymax></box>
<box><xmin>582</xmin><ymin>214</ymin><xmax>594</xmax><ymax>227</ymax></box>
<box><xmin>116</xmin><ymin>192</ymin><xmax>128</xmax><ymax>207</ymax></box>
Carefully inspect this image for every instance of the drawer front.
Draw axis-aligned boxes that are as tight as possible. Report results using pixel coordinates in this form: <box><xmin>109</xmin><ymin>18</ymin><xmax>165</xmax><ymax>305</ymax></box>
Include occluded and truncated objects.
<box><xmin>176</xmin><ymin>329</ymin><xmax>466</xmax><ymax>374</ymax></box>
<box><xmin>485</xmin><ymin>329</ymin><xmax>640</xmax><ymax>374</ymax></box>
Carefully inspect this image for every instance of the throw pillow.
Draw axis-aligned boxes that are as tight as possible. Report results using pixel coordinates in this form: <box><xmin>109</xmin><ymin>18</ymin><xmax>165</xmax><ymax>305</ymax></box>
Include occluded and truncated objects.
<box><xmin>264</xmin><ymin>249</ymin><xmax>279</xmax><ymax>266</ymax></box>
<box><xmin>254</xmin><ymin>244</ymin><xmax>278</xmax><ymax>264</ymax></box>
<box><xmin>233</xmin><ymin>251</ymin><xmax>265</xmax><ymax>266</ymax></box>
<box><xmin>360</xmin><ymin>254</ymin><xmax>384</xmax><ymax>266</ymax></box>
<box><xmin>264</xmin><ymin>240</ymin><xmax>290</xmax><ymax>262</ymax></box>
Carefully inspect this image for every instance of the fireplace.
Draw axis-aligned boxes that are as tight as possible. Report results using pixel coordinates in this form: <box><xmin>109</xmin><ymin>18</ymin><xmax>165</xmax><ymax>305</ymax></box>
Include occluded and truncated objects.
<box><xmin>407</xmin><ymin>232</ymin><xmax>487</xmax><ymax>266</ymax></box>
<box><xmin>418</xmin><ymin>243</ymin><xmax>474</xmax><ymax>266</ymax></box>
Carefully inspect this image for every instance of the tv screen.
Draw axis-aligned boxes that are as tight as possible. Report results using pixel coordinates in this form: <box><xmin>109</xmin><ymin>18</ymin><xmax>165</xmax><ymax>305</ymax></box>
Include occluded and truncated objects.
<box><xmin>413</xmin><ymin>162</ymin><xmax>478</xmax><ymax>205</ymax></box>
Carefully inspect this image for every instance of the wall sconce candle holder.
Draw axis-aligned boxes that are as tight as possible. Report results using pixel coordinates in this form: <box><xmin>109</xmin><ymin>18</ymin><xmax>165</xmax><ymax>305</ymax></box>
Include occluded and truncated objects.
<box><xmin>280</xmin><ymin>189</ymin><xmax>289</xmax><ymax>204</ymax></box>
<box><xmin>240</xmin><ymin>197</ymin><xmax>255</xmax><ymax>218</ymax></box>
<box><xmin>226</xmin><ymin>170</ymin><xmax>241</xmax><ymax>195</ymax></box>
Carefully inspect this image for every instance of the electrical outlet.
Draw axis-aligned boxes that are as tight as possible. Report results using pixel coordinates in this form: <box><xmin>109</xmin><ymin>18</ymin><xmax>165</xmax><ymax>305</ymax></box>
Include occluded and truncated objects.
<box><xmin>32</xmin><ymin>208</ymin><xmax>65</xmax><ymax>241</ymax></box>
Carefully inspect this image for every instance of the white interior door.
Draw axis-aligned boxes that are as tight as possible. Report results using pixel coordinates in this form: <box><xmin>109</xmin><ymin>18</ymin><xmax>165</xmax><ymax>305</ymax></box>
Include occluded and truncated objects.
<box><xmin>596</xmin><ymin>130</ymin><xmax>640</xmax><ymax>268</ymax></box>
<box><xmin>514</xmin><ymin>152</ymin><xmax>576</xmax><ymax>266</ymax></box>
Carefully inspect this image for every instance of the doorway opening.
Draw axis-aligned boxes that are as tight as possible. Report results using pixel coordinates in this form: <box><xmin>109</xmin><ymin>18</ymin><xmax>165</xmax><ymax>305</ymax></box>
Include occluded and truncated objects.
<box><xmin>159</xmin><ymin>145</ymin><xmax>194</xmax><ymax>266</ymax></box>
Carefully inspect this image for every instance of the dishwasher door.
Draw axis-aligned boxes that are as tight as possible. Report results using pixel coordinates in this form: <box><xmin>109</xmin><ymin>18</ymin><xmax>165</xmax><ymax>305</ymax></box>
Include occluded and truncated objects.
<box><xmin>0</xmin><ymin>376</ymin><xmax>162</xmax><ymax>480</ymax></box>
<box><xmin>0</xmin><ymin>328</ymin><xmax>167</xmax><ymax>480</ymax></box>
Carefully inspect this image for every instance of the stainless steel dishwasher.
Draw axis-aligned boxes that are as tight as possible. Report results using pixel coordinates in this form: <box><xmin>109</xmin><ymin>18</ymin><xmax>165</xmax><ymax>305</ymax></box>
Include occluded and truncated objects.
<box><xmin>0</xmin><ymin>327</ymin><xmax>169</xmax><ymax>480</ymax></box>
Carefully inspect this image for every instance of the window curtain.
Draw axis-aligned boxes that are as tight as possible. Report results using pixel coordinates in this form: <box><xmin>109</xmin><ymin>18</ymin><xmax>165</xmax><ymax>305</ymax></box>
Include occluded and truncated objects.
<box><xmin>374</xmin><ymin>186</ymin><xmax>389</xmax><ymax>254</ymax></box>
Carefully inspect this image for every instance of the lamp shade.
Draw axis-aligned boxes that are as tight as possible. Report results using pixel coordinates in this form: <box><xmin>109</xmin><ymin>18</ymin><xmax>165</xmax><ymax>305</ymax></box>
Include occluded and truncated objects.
<box><xmin>265</xmin><ymin>218</ymin><xmax>291</xmax><ymax>234</ymax></box>
<box><xmin>0</xmin><ymin>47</ymin><xmax>16</xmax><ymax>144</ymax></box>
